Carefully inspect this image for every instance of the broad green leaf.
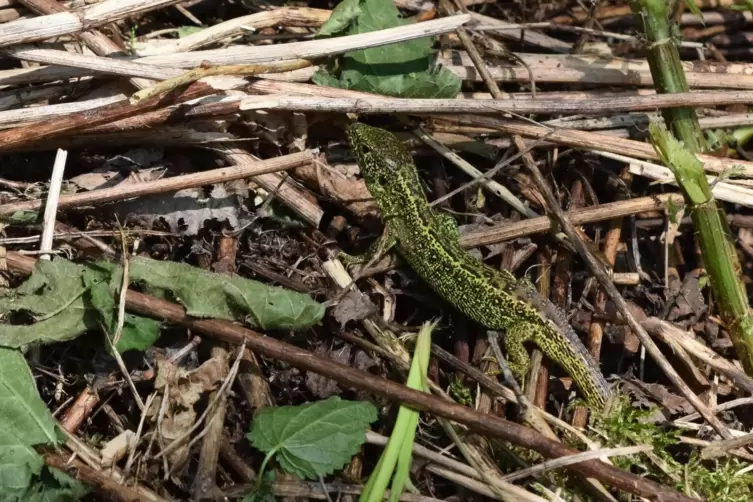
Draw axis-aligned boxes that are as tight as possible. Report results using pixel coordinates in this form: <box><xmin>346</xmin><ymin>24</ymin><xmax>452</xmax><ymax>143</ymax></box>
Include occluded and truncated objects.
<box><xmin>0</xmin><ymin>259</ymin><xmax>159</xmax><ymax>352</ymax></box>
<box><xmin>0</xmin><ymin>348</ymin><xmax>59</xmax><ymax>494</ymax></box>
<box><xmin>313</xmin><ymin>0</ymin><xmax>460</xmax><ymax>98</ymax></box>
<box><xmin>127</xmin><ymin>257</ymin><xmax>324</xmax><ymax>330</ymax></box>
<box><xmin>4</xmin><ymin>466</ymin><xmax>89</xmax><ymax>502</ymax></box>
<box><xmin>83</xmin><ymin>262</ymin><xmax>160</xmax><ymax>353</ymax></box>
<box><xmin>248</xmin><ymin>397</ymin><xmax>377</xmax><ymax>479</ymax></box>
<box><xmin>0</xmin><ymin>259</ymin><xmax>96</xmax><ymax>347</ymax></box>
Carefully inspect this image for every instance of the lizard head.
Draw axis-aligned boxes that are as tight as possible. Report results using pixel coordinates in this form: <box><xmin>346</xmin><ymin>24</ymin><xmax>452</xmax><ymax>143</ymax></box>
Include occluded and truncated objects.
<box><xmin>346</xmin><ymin>123</ymin><xmax>419</xmax><ymax>218</ymax></box>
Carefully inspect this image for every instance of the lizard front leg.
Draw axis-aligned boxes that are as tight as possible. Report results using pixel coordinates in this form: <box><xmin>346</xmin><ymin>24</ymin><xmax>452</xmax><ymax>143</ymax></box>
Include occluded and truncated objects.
<box><xmin>338</xmin><ymin>221</ymin><xmax>397</xmax><ymax>270</ymax></box>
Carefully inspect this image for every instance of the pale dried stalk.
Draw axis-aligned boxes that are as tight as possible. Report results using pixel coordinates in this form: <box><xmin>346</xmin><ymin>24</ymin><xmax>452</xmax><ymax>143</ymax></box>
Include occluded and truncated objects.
<box><xmin>469</xmin><ymin>11</ymin><xmax>570</xmax><ymax>52</ymax></box>
<box><xmin>458</xmin><ymin>193</ymin><xmax>681</xmax><ymax>249</ymax></box>
<box><xmin>3</xmin><ymin>15</ymin><xmax>467</xmax><ymax>81</ymax></box>
<box><xmin>427</xmin><ymin>464</ymin><xmax>549</xmax><ymax>502</ymax></box>
<box><xmin>18</xmin><ymin>0</ymin><xmax>154</xmax><ymax>89</ymax></box>
<box><xmin>4</xmin><ymin>45</ymin><xmax>183</xmax><ymax>80</ymax></box>
<box><xmin>0</xmin><ymin>0</ymin><xmax>184</xmax><ymax>47</ymax></box>
<box><xmin>0</xmin><ymin>150</ymin><xmax>315</xmax><ymax>215</ymax></box>
<box><xmin>444</xmin><ymin>51</ymin><xmax>753</xmax><ymax>90</ymax></box>
<box><xmin>596</xmin><ymin>151</ymin><xmax>753</xmax><ymax>207</ymax></box>
<box><xmin>0</xmin><ymin>95</ymin><xmax>122</xmax><ymax>128</ymax></box>
<box><xmin>134</xmin><ymin>7</ymin><xmax>332</xmax><ymax>56</ymax></box>
<box><xmin>136</xmin><ymin>15</ymin><xmax>469</xmax><ymax>67</ymax></box>
<box><xmin>642</xmin><ymin>318</ymin><xmax>753</xmax><ymax>394</ymax></box>
<box><xmin>7</xmin><ymin>46</ymin><xmax>753</xmax><ymax>92</ymax></box>
<box><xmin>500</xmin><ymin>445</ymin><xmax>653</xmax><ymax>483</ymax></box>
<box><xmin>438</xmin><ymin>115</ymin><xmax>753</xmax><ymax>177</ymax></box>
<box><xmin>239</xmin><ymin>91</ymin><xmax>753</xmax><ymax>116</ymax></box>
<box><xmin>38</xmin><ymin>148</ymin><xmax>67</xmax><ymax>260</ymax></box>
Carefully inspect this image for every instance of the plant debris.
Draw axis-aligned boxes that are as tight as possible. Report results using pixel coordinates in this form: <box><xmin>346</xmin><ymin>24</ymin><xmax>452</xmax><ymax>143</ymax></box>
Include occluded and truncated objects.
<box><xmin>0</xmin><ymin>0</ymin><xmax>752</xmax><ymax>501</ymax></box>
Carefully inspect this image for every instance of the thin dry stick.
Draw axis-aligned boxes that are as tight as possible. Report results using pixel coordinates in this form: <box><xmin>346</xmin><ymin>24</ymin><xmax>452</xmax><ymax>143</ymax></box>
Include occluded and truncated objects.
<box><xmin>701</xmin><ymin>432</ymin><xmax>753</xmax><ymax>460</ymax></box>
<box><xmin>459</xmin><ymin>193</ymin><xmax>682</xmax><ymax>248</ymax></box>
<box><xmin>501</xmin><ymin>445</ymin><xmax>653</xmax><ymax>483</ymax></box>
<box><xmin>17</xmin><ymin>0</ymin><xmax>155</xmax><ymax>90</ymax></box>
<box><xmin>416</xmin><ymin>125</ymin><xmax>538</xmax><ymax>217</ymax></box>
<box><xmin>427</xmin><ymin>463</ymin><xmax>548</xmax><ymax>502</ymax></box>
<box><xmin>104</xmin><ymin>332</ymin><xmax>145</xmax><ymax>412</ymax></box>
<box><xmin>643</xmin><ymin>318</ymin><xmax>753</xmax><ymax>393</ymax></box>
<box><xmin>511</xmin><ymin>135</ymin><xmax>732</xmax><ymax>440</ymax></box>
<box><xmin>130</xmin><ymin>60</ymin><xmax>314</xmax><ymax>104</ymax></box>
<box><xmin>436</xmin><ymin>115</ymin><xmax>753</xmax><ymax>178</ymax></box>
<box><xmin>124</xmin><ymin>393</ymin><xmax>157</xmax><ymax>473</ymax></box>
<box><xmin>38</xmin><ymin>148</ymin><xmax>67</xmax><ymax>261</ymax></box>
<box><xmin>0</xmin><ymin>150</ymin><xmax>315</xmax><ymax>216</ymax></box>
<box><xmin>137</xmin><ymin>8</ymin><xmax>331</xmax><ymax>55</ymax></box>
<box><xmin>239</xmin><ymin>92</ymin><xmax>753</xmax><ymax>116</ymax></box>
<box><xmin>111</xmin><ymin>225</ymin><xmax>130</xmax><ymax>346</ymax></box>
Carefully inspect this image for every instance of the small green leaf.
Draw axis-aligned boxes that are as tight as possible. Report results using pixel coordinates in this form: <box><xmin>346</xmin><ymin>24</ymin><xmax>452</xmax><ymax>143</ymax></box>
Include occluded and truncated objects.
<box><xmin>6</xmin><ymin>466</ymin><xmax>90</xmax><ymax>502</ymax></box>
<box><xmin>177</xmin><ymin>26</ymin><xmax>204</xmax><ymax>37</ymax></box>
<box><xmin>0</xmin><ymin>348</ymin><xmax>59</xmax><ymax>494</ymax></box>
<box><xmin>248</xmin><ymin>397</ymin><xmax>377</xmax><ymax>479</ymax></box>
<box><xmin>5</xmin><ymin>211</ymin><xmax>39</xmax><ymax>225</ymax></box>
<box><xmin>682</xmin><ymin>0</ymin><xmax>703</xmax><ymax>22</ymax></box>
<box><xmin>241</xmin><ymin>471</ymin><xmax>275</xmax><ymax>502</ymax></box>
<box><xmin>127</xmin><ymin>257</ymin><xmax>324</xmax><ymax>330</ymax></box>
<box><xmin>649</xmin><ymin>121</ymin><xmax>711</xmax><ymax>205</ymax></box>
<box><xmin>0</xmin><ymin>259</ymin><xmax>96</xmax><ymax>347</ymax></box>
<box><xmin>314</xmin><ymin>0</ymin><xmax>460</xmax><ymax>98</ymax></box>
<box><xmin>83</xmin><ymin>262</ymin><xmax>160</xmax><ymax>353</ymax></box>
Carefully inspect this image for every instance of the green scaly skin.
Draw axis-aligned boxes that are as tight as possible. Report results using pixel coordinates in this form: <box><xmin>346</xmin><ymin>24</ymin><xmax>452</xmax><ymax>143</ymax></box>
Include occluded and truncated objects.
<box><xmin>344</xmin><ymin>123</ymin><xmax>612</xmax><ymax>409</ymax></box>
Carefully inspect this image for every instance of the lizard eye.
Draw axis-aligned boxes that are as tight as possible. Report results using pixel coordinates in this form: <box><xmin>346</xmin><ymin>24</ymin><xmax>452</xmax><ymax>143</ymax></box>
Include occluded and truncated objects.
<box><xmin>377</xmin><ymin>175</ymin><xmax>388</xmax><ymax>185</ymax></box>
<box><xmin>359</xmin><ymin>145</ymin><xmax>372</xmax><ymax>156</ymax></box>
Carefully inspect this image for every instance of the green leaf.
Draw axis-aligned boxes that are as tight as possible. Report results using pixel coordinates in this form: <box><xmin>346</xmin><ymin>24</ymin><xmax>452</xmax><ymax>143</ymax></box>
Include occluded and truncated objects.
<box><xmin>3</xmin><ymin>466</ymin><xmax>90</xmax><ymax>502</ymax></box>
<box><xmin>83</xmin><ymin>262</ymin><xmax>160</xmax><ymax>353</ymax></box>
<box><xmin>248</xmin><ymin>396</ymin><xmax>377</xmax><ymax>479</ymax></box>
<box><xmin>0</xmin><ymin>259</ymin><xmax>160</xmax><ymax>352</ymax></box>
<box><xmin>241</xmin><ymin>471</ymin><xmax>275</xmax><ymax>502</ymax></box>
<box><xmin>682</xmin><ymin>0</ymin><xmax>703</xmax><ymax>22</ymax></box>
<box><xmin>0</xmin><ymin>348</ymin><xmax>59</xmax><ymax>495</ymax></box>
<box><xmin>649</xmin><ymin>121</ymin><xmax>711</xmax><ymax>205</ymax></box>
<box><xmin>127</xmin><ymin>257</ymin><xmax>324</xmax><ymax>330</ymax></box>
<box><xmin>4</xmin><ymin>211</ymin><xmax>39</xmax><ymax>225</ymax></box>
<box><xmin>314</xmin><ymin>0</ymin><xmax>460</xmax><ymax>98</ymax></box>
<box><xmin>0</xmin><ymin>259</ymin><xmax>96</xmax><ymax>347</ymax></box>
<box><xmin>177</xmin><ymin>26</ymin><xmax>204</xmax><ymax>37</ymax></box>
<box><xmin>0</xmin><ymin>255</ymin><xmax>323</xmax><ymax>350</ymax></box>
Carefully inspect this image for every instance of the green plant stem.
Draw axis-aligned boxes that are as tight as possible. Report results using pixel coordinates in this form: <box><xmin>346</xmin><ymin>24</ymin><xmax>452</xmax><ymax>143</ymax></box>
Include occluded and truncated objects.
<box><xmin>631</xmin><ymin>0</ymin><xmax>707</xmax><ymax>153</ymax></box>
<box><xmin>650</xmin><ymin>122</ymin><xmax>753</xmax><ymax>376</ymax></box>
<box><xmin>361</xmin><ymin>321</ymin><xmax>434</xmax><ymax>502</ymax></box>
<box><xmin>254</xmin><ymin>451</ymin><xmax>275</xmax><ymax>492</ymax></box>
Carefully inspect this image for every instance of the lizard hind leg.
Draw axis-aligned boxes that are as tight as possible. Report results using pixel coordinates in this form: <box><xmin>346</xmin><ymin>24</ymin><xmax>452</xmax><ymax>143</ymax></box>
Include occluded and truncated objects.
<box><xmin>503</xmin><ymin>323</ymin><xmax>535</xmax><ymax>384</ymax></box>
